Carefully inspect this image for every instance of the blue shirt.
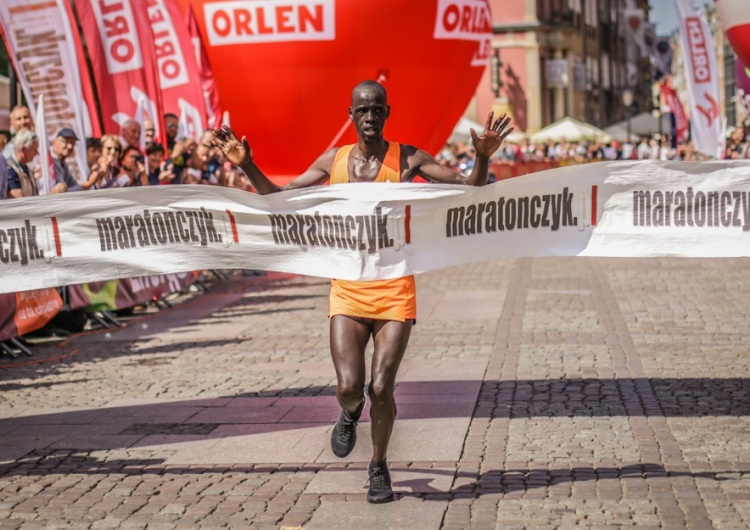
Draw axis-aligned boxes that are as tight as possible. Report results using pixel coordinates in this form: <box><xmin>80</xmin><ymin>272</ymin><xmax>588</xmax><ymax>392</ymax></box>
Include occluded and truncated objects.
<box><xmin>0</xmin><ymin>154</ymin><xmax>7</xmax><ymax>200</ymax></box>
<box><xmin>7</xmin><ymin>156</ymin><xmax>29</xmax><ymax>192</ymax></box>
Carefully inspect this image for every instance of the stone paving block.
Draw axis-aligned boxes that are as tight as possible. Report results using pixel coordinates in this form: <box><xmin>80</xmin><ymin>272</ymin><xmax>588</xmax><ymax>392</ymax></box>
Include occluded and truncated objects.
<box><xmin>96</xmin><ymin>406</ymin><xmax>204</xmax><ymax>424</ymax></box>
<box><xmin>304</xmin><ymin>466</ymin><xmax>456</xmax><ymax>494</ymax></box>
<box><xmin>164</xmin><ymin>425</ymin><xmax>328</xmax><ymax>465</ymax></box>
<box><xmin>185</xmin><ymin>407</ymin><xmax>292</xmax><ymax>424</ymax></box>
<box><xmin>428</xmin><ymin>290</ymin><xmax>506</xmax><ymax>321</ymax></box>
<box><xmin>315</xmin><ymin>418</ymin><xmax>472</xmax><ymax>463</ymax></box>
<box><xmin>8</xmin><ymin>422</ymin><xmax>132</xmax><ymax>437</ymax></box>
<box><xmin>0</xmin><ymin>435</ymin><xmax>61</xmax><ymax>463</ymax></box>
<box><xmin>46</xmin><ymin>435</ymin><xmax>144</xmax><ymax>450</ymax></box>
<box><xmin>4</xmin><ymin>409</ymin><xmax>108</xmax><ymax>425</ymax></box>
<box><xmin>306</xmin><ymin>497</ymin><xmax>448</xmax><ymax>530</ymax></box>
<box><xmin>129</xmin><ymin>435</ymin><xmax>222</xmax><ymax>452</ymax></box>
<box><xmin>225</xmin><ymin>397</ymin><xmax>280</xmax><ymax>408</ymax></box>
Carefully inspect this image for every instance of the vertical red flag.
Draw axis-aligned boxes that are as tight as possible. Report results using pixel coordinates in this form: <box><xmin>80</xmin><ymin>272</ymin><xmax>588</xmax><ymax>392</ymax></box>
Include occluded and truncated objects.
<box><xmin>63</xmin><ymin>0</ymin><xmax>103</xmax><ymax>137</ymax></box>
<box><xmin>660</xmin><ymin>82</ymin><xmax>689</xmax><ymax>145</ymax></box>
<box><xmin>145</xmin><ymin>0</ymin><xmax>208</xmax><ymax>140</ymax></box>
<box><xmin>72</xmin><ymin>0</ymin><xmax>166</xmax><ymax>145</ymax></box>
<box><xmin>186</xmin><ymin>4</ymin><xmax>223</xmax><ymax>130</ymax></box>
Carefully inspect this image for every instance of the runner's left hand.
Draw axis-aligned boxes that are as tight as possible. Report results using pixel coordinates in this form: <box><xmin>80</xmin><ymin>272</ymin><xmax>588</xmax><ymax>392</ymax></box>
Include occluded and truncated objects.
<box><xmin>470</xmin><ymin>112</ymin><xmax>514</xmax><ymax>158</ymax></box>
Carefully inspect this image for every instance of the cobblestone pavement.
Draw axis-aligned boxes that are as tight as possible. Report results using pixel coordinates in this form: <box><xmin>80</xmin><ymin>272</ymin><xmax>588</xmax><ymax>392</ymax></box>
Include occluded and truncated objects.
<box><xmin>0</xmin><ymin>258</ymin><xmax>749</xmax><ymax>529</ymax></box>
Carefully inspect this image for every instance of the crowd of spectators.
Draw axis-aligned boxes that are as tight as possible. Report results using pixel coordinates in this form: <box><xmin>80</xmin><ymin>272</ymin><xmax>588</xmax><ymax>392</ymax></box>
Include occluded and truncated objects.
<box><xmin>437</xmin><ymin>122</ymin><xmax>750</xmax><ymax>177</ymax></box>
<box><xmin>2</xmin><ymin>106</ymin><xmax>750</xmax><ymax>199</ymax></box>
<box><xmin>0</xmin><ymin>105</ymin><xmax>256</xmax><ymax>200</ymax></box>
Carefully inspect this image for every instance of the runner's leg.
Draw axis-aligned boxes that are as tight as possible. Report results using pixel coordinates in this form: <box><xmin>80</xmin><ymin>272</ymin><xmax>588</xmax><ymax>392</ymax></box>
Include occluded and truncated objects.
<box><xmin>330</xmin><ymin>315</ymin><xmax>370</xmax><ymax>413</ymax></box>
<box><xmin>369</xmin><ymin>319</ymin><xmax>412</xmax><ymax>463</ymax></box>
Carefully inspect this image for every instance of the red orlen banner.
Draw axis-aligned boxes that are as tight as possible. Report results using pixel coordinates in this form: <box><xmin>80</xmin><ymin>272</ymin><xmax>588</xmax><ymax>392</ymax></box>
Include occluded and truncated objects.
<box><xmin>73</xmin><ymin>0</ymin><xmax>166</xmax><ymax>143</ymax></box>
<box><xmin>146</xmin><ymin>0</ymin><xmax>208</xmax><ymax>138</ymax></box>
<box><xmin>187</xmin><ymin>4</ymin><xmax>223</xmax><ymax>130</ymax></box>
<box><xmin>177</xmin><ymin>0</ymin><xmax>492</xmax><ymax>178</ymax></box>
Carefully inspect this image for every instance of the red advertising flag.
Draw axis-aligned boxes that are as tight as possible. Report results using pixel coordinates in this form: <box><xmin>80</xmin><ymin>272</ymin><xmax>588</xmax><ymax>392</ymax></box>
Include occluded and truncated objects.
<box><xmin>63</xmin><ymin>0</ymin><xmax>103</xmax><ymax>137</ymax></box>
<box><xmin>660</xmin><ymin>82</ymin><xmax>689</xmax><ymax>144</ymax></box>
<box><xmin>145</xmin><ymin>0</ymin><xmax>208</xmax><ymax>139</ymax></box>
<box><xmin>0</xmin><ymin>0</ymin><xmax>98</xmax><ymax>181</ymax></box>
<box><xmin>186</xmin><ymin>5</ymin><xmax>223</xmax><ymax>129</ymax></box>
<box><xmin>72</xmin><ymin>0</ymin><xmax>166</xmax><ymax>145</ymax></box>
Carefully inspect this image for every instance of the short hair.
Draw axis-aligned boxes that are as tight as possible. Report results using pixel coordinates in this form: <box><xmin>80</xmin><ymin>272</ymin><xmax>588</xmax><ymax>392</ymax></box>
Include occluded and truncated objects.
<box><xmin>12</xmin><ymin>129</ymin><xmax>37</xmax><ymax>151</ymax></box>
<box><xmin>164</xmin><ymin>113</ymin><xmax>179</xmax><ymax>121</ymax></box>
<box><xmin>100</xmin><ymin>134</ymin><xmax>120</xmax><ymax>148</ymax></box>
<box><xmin>121</xmin><ymin>119</ymin><xmax>140</xmax><ymax>130</ymax></box>
<box><xmin>86</xmin><ymin>137</ymin><xmax>102</xmax><ymax>150</ymax></box>
<box><xmin>146</xmin><ymin>142</ymin><xmax>165</xmax><ymax>156</ymax></box>
<box><xmin>119</xmin><ymin>145</ymin><xmax>141</xmax><ymax>164</ymax></box>
<box><xmin>9</xmin><ymin>105</ymin><xmax>30</xmax><ymax>120</ymax></box>
<box><xmin>351</xmin><ymin>80</ymin><xmax>387</xmax><ymax>103</ymax></box>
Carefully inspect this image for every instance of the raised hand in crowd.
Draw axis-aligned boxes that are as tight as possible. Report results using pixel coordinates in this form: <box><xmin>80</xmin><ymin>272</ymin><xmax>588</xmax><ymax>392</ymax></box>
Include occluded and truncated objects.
<box><xmin>136</xmin><ymin>158</ymin><xmax>149</xmax><ymax>187</ymax></box>
<box><xmin>80</xmin><ymin>158</ymin><xmax>108</xmax><ymax>190</ymax></box>
<box><xmin>158</xmin><ymin>160</ymin><xmax>175</xmax><ymax>184</ymax></box>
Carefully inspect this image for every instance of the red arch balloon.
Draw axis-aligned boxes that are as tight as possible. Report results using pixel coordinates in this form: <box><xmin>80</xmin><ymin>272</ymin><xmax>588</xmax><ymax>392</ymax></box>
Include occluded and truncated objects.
<box><xmin>716</xmin><ymin>0</ymin><xmax>750</xmax><ymax>69</ymax></box>
<box><xmin>178</xmin><ymin>0</ymin><xmax>492</xmax><ymax>178</ymax></box>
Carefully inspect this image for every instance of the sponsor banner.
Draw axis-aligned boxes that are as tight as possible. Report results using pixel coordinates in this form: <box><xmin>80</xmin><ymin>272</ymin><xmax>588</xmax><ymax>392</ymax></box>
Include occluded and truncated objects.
<box><xmin>73</xmin><ymin>0</ymin><xmax>166</xmax><ymax>143</ymax></box>
<box><xmin>146</xmin><ymin>0</ymin><xmax>208</xmax><ymax>136</ymax></box>
<box><xmin>205</xmin><ymin>0</ymin><xmax>335</xmax><ymax>46</ymax></box>
<box><xmin>660</xmin><ymin>83</ymin><xmax>689</xmax><ymax>144</ymax></box>
<box><xmin>433</xmin><ymin>0</ymin><xmax>491</xmax><ymax>66</ymax></box>
<box><xmin>67</xmin><ymin>273</ymin><xmax>198</xmax><ymax>311</ymax></box>
<box><xmin>187</xmin><ymin>5</ymin><xmax>223</xmax><ymax>129</ymax></box>
<box><xmin>14</xmin><ymin>288</ymin><xmax>63</xmax><ymax>336</ymax></box>
<box><xmin>0</xmin><ymin>289</ymin><xmax>62</xmax><ymax>341</ymax></box>
<box><xmin>0</xmin><ymin>273</ymin><xmax>197</xmax><ymax>342</ymax></box>
<box><xmin>0</xmin><ymin>0</ymin><xmax>93</xmax><ymax>182</ymax></box>
<box><xmin>1</xmin><ymin>161</ymin><xmax>750</xmax><ymax>294</ymax></box>
<box><xmin>675</xmin><ymin>0</ymin><xmax>724</xmax><ymax>158</ymax></box>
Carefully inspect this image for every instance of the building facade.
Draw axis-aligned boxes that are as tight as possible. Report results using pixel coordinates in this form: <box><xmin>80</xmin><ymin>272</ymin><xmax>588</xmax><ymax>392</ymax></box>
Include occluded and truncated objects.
<box><xmin>470</xmin><ymin>0</ymin><xmax>652</xmax><ymax>133</ymax></box>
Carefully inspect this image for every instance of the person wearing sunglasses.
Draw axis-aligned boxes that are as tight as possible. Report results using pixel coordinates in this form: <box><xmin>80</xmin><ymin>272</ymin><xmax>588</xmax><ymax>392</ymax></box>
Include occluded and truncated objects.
<box><xmin>97</xmin><ymin>135</ymin><xmax>123</xmax><ymax>189</ymax></box>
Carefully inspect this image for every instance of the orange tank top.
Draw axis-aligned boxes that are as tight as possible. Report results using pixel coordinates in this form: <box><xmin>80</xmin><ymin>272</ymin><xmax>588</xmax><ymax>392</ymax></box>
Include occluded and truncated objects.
<box><xmin>328</xmin><ymin>142</ymin><xmax>416</xmax><ymax>321</ymax></box>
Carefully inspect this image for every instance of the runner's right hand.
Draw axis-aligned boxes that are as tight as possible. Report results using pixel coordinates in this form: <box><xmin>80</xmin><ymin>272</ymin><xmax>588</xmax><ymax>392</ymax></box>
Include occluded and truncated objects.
<box><xmin>212</xmin><ymin>125</ymin><xmax>251</xmax><ymax>167</ymax></box>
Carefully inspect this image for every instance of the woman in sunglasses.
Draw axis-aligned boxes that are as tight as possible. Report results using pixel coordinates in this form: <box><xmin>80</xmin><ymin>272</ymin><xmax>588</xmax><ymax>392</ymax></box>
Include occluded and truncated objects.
<box><xmin>97</xmin><ymin>134</ymin><xmax>124</xmax><ymax>189</ymax></box>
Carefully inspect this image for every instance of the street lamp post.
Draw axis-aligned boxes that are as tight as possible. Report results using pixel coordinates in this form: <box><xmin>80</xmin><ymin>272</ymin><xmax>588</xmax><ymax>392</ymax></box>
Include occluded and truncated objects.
<box><xmin>622</xmin><ymin>88</ymin><xmax>634</xmax><ymax>141</ymax></box>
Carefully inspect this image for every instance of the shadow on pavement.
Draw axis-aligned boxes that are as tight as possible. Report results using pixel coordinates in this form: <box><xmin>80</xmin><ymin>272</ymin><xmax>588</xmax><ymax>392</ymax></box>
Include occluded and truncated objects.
<box><xmin>1</xmin><ymin>452</ymin><xmax>742</xmax><ymax>499</ymax></box>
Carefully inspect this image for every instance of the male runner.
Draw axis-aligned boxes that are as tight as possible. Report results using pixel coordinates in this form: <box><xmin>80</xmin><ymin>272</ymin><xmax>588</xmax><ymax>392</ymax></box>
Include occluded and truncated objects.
<box><xmin>213</xmin><ymin>80</ymin><xmax>513</xmax><ymax>503</ymax></box>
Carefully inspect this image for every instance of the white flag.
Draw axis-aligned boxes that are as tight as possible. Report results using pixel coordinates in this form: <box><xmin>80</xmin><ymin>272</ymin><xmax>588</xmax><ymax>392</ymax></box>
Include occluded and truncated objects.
<box><xmin>35</xmin><ymin>95</ymin><xmax>52</xmax><ymax>196</ymax></box>
<box><xmin>674</xmin><ymin>0</ymin><xmax>724</xmax><ymax>158</ymax></box>
<box><xmin>0</xmin><ymin>0</ymin><xmax>91</xmax><ymax>182</ymax></box>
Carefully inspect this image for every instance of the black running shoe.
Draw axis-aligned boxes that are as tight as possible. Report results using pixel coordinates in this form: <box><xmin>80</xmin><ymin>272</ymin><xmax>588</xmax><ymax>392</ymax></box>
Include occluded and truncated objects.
<box><xmin>367</xmin><ymin>462</ymin><xmax>394</xmax><ymax>504</ymax></box>
<box><xmin>330</xmin><ymin>401</ymin><xmax>364</xmax><ymax>458</ymax></box>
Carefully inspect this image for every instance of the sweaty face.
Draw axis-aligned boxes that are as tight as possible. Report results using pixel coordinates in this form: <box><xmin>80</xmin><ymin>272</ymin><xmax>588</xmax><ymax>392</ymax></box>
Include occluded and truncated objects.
<box><xmin>349</xmin><ymin>88</ymin><xmax>389</xmax><ymax>142</ymax></box>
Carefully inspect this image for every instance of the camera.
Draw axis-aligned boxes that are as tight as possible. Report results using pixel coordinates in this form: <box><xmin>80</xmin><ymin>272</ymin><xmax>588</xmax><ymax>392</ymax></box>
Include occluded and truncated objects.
<box><xmin>133</xmin><ymin>154</ymin><xmax>145</xmax><ymax>164</ymax></box>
